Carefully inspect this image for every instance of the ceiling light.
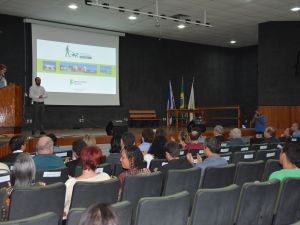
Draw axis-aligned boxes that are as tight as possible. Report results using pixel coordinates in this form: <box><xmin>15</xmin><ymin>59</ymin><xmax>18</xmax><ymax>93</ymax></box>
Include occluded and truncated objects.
<box><xmin>128</xmin><ymin>15</ymin><xmax>137</xmax><ymax>20</ymax></box>
<box><xmin>68</xmin><ymin>3</ymin><xmax>78</xmax><ymax>10</ymax></box>
<box><xmin>177</xmin><ymin>24</ymin><xmax>186</xmax><ymax>29</ymax></box>
<box><xmin>290</xmin><ymin>7</ymin><xmax>300</xmax><ymax>12</ymax></box>
<box><xmin>230</xmin><ymin>40</ymin><xmax>236</xmax><ymax>44</ymax></box>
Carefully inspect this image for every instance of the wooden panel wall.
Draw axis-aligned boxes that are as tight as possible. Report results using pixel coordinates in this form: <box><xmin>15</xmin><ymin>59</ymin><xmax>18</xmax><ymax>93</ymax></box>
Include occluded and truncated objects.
<box><xmin>258</xmin><ymin>106</ymin><xmax>300</xmax><ymax>129</ymax></box>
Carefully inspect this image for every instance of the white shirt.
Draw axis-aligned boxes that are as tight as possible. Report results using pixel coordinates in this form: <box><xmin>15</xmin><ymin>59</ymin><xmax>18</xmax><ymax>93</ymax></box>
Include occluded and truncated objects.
<box><xmin>29</xmin><ymin>85</ymin><xmax>47</xmax><ymax>102</ymax></box>
<box><xmin>0</xmin><ymin>76</ymin><xmax>7</xmax><ymax>88</ymax></box>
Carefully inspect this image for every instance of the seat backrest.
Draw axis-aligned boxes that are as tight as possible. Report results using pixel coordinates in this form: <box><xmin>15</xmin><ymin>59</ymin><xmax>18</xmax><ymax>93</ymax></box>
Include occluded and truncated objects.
<box><xmin>220</xmin><ymin>153</ymin><xmax>233</xmax><ymax>164</ymax></box>
<box><xmin>66</xmin><ymin>208</ymin><xmax>85</xmax><ymax>225</ymax></box>
<box><xmin>121</xmin><ymin>172</ymin><xmax>163</xmax><ymax>211</ymax></box>
<box><xmin>230</xmin><ymin>145</ymin><xmax>250</xmax><ymax>153</ymax></box>
<box><xmin>134</xmin><ymin>191</ymin><xmax>190</xmax><ymax>225</ymax></box>
<box><xmin>75</xmin><ymin>163</ymin><xmax>112</xmax><ymax>177</ymax></box>
<box><xmin>54</xmin><ymin>150</ymin><xmax>72</xmax><ymax>160</ymax></box>
<box><xmin>201</xmin><ymin>164</ymin><xmax>236</xmax><ymax>188</ymax></box>
<box><xmin>162</xmin><ymin>167</ymin><xmax>201</xmax><ymax>205</ymax></box>
<box><xmin>232</xmin><ymin>151</ymin><xmax>256</xmax><ymax>164</ymax></box>
<box><xmin>0</xmin><ymin>173</ymin><xmax>10</xmax><ymax>189</ymax></box>
<box><xmin>235</xmin><ymin>180</ymin><xmax>280</xmax><ymax>225</ymax></box>
<box><xmin>149</xmin><ymin>159</ymin><xmax>168</xmax><ymax>172</ymax></box>
<box><xmin>234</xmin><ymin>161</ymin><xmax>265</xmax><ymax>186</ymax></box>
<box><xmin>70</xmin><ymin>178</ymin><xmax>120</xmax><ymax>209</ymax></box>
<box><xmin>262</xmin><ymin>159</ymin><xmax>282</xmax><ymax>181</ymax></box>
<box><xmin>113</xmin><ymin>163</ymin><xmax>126</xmax><ymax>177</ymax></box>
<box><xmin>273</xmin><ymin>178</ymin><xmax>300</xmax><ymax>225</ymax></box>
<box><xmin>0</xmin><ymin>212</ymin><xmax>58</xmax><ymax>225</ymax></box>
<box><xmin>219</xmin><ymin>147</ymin><xmax>230</xmax><ymax>154</ymax></box>
<box><xmin>190</xmin><ymin>148</ymin><xmax>205</xmax><ymax>156</ymax></box>
<box><xmin>9</xmin><ymin>183</ymin><xmax>66</xmax><ymax>222</ymax></box>
<box><xmin>251</xmin><ymin>143</ymin><xmax>269</xmax><ymax>151</ymax></box>
<box><xmin>255</xmin><ymin>149</ymin><xmax>280</xmax><ymax>161</ymax></box>
<box><xmin>190</xmin><ymin>184</ymin><xmax>240</xmax><ymax>225</ymax></box>
<box><xmin>35</xmin><ymin>167</ymin><xmax>68</xmax><ymax>184</ymax></box>
<box><xmin>111</xmin><ymin>201</ymin><xmax>132</xmax><ymax>225</ymax></box>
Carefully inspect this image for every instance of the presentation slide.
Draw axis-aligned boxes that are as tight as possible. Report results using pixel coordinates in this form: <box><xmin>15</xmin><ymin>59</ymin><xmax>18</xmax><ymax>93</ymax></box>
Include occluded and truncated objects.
<box><xmin>31</xmin><ymin>23</ymin><xmax>121</xmax><ymax>106</ymax></box>
<box><xmin>37</xmin><ymin>39</ymin><xmax>116</xmax><ymax>95</ymax></box>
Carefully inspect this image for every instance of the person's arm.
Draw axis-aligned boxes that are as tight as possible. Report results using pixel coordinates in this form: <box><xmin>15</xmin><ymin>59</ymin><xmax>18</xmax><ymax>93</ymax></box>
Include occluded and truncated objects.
<box><xmin>41</xmin><ymin>87</ymin><xmax>48</xmax><ymax>99</ymax></box>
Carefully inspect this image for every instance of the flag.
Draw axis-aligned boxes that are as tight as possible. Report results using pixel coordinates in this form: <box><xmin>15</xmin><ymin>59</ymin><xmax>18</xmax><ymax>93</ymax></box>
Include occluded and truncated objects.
<box><xmin>180</xmin><ymin>77</ymin><xmax>185</xmax><ymax>109</ymax></box>
<box><xmin>167</xmin><ymin>80</ymin><xmax>175</xmax><ymax>125</ymax></box>
<box><xmin>188</xmin><ymin>77</ymin><xmax>195</xmax><ymax>121</ymax></box>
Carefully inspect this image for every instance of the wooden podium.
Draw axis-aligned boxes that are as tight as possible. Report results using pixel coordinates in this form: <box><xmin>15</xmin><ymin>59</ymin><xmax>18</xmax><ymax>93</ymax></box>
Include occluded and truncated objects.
<box><xmin>0</xmin><ymin>84</ymin><xmax>22</xmax><ymax>134</ymax></box>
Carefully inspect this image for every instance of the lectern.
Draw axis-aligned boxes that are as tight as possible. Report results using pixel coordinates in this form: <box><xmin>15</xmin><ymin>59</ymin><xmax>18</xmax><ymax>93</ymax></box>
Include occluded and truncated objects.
<box><xmin>0</xmin><ymin>84</ymin><xmax>22</xmax><ymax>134</ymax></box>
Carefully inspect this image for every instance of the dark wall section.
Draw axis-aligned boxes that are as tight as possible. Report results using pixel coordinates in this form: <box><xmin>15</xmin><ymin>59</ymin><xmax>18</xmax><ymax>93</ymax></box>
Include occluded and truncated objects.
<box><xmin>0</xmin><ymin>14</ymin><xmax>258</xmax><ymax>129</ymax></box>
<box><xmin>258</xmin><ymin>22</ymin><xmax>300</xmax><ymax>105</ymax></box>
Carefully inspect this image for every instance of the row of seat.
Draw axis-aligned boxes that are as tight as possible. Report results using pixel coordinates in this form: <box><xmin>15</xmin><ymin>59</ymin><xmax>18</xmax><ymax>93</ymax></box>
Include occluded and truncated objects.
<box><xmin>3</xmin><ymin>177</ymin><xmax>300</xmax><ymax>225</ymax></box>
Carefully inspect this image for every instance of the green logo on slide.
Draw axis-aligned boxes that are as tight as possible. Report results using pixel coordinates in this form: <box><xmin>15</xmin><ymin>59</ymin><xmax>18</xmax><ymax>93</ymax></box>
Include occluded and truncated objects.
<box><xmin>65</xmin><ymin>45</ymin><xmax>92</xmax><ymax>59</ymax></box>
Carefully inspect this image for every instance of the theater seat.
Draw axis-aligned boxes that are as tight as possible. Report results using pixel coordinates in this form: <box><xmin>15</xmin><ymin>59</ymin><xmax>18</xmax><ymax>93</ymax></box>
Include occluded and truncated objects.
<box><xmin>74</xmin><ymin>163</ymin><xmax>112</xmax><ymax>177</ymax></box>
<box><xmin>262</xmin><ymin>159</ymin><xmax>282</xmax><ymax>181</ymax></box>
<box><xmin>70</xmin><ymin>178</ymin><xmax>120</xmax><ymax>209</ymax></box>
<box><xmin>66</xmin><ymin>208</ymin><xmax>85</xmax><ymax>225</ymax></box>
<box><xmin>201</xmin><ymin>164</ymin><xmax>236</xmax><ymax>188</ymax></box>
<box><xmin>111</xmin><ymin>201</ymin><xmax>132</xmax><ymax>225</ymax></box>
<box><xmin>255</xmin><ymin>149</ymin><xmax>280</xmax><ymax>161</ymax></box>
<box><xmin>189</xmin><ymin>184</ymin><xmax>240</xmax><ymax>225</ymax></box>
<box><xmin>149</xmin><ymin>159</ymin><xmax>168</xmax><ymax>172</ymax></box>
<box><xmin>234</xmin><ymin>161</ymin><xmax>265</xmax><ymax>186</ymax></box>
<box><xmin>134</xmin><ymin>191</ymin><xmax>190</xmax><ymax>225</ymax></box>
<box><xmin>232</xmin><ymin>151</ymin><xmax>256</xmax><ymax>164</ymax></box>
<box><xmin>234</xmin><ymin>180</ymin><xmax>280</xmax><ymax>225</ymax></box>
<box><xmin>273</xmin><ymin>178</ymin><xmax>300</xmax><ymax>225</ymax></box>
<box><xmin>9</xmin><ymin>183</ymin><xmax>66</xmax><ymax>224</ymax></box>
<box><xmin>35</xmin><ymin>167</ymin><xmax>68</xmax><ymax>184</ymax></box>
<box><xmin>0</xmin><ymin>212</ymin><xmax>58</xmax><ymax>225</ymax></box>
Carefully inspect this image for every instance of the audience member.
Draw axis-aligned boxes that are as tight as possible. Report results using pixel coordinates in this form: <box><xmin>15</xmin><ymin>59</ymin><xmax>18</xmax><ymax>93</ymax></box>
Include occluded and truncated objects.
<box><xmin>33</xmin><ymin>136</ymin><xmax>65</xmax><ymax>170</ymax></box>
<box><xmin>0</xmin><ymin>163</ymin><xmax>9</xmax><ymax>174</ymax></box>
<box><xmin>178</xmin><ymin>130</ymin><xmax>191</xmax><ymax>149</ymax></box>
<box><xmin>291</xmin><ymin>122</ymin><xmax>300</xmax><ymax>138</ymax></box>
<box><xmin>279</xmin><ymin>128</ymin><xmax>293</xmax><ymax>142</ymax></box>
<box><xmin>185</xmin><ymin>128</ymin><xmax>205</xmax><ymax>151</ymax></box>
<box><xmin>121</xmin><ymin>132</ymin><xmax>135</xmax><ymax>151</ymax></box>
<box><xmin>228</xmin><ymin>128</ymin><xmax>245</xmax><ymax>146</ymax></box>
<box><xmin>160</xmin><ymin>141</ymin><xmax>193</xmax><ymax>177</ymax></box>
<box><xmin>118</xmin><ymin>145</ymin><xmax>150</xmax><ymax>185</ymax></box>
<box><xmin>269</xmin><ymin>143</ymin><xmax>300</xmax><ymax>181</ymax></box>
<box><xmin>213</xmin><ymin>125</ymin><xmax>226</xmax><ymax>143</ymax></box>
<box><xmin>251</xmin><ymin>109</ymin><xmax>266</xmax><ymax>134</ymax></box>
<box><xmin>154</xmin><ymin>128</ymin><xmax>167</xmax><ymax>138</ymax></box>
<box><xmin>139</xmin><ymin>128</ymin><xmax>154</xmax><ymax>152</ymax></box>
<box><xmin>83</xmin><ymin>135</ymin><xmax>97</xmax><ymax>146</ymax></box>
<box><xmin>262</xmin><ymin>127</ymin><xmax>279</xmax><ymax>144</ymax></box>
<box><xmin>66</xmin><ymin>139</ymin><xmax>87</xmax><ymax>177</ymax></box>
<box><xmin>47</xmin><ymin>133</ymin><xmax>64</xmax><ymax>152</ymax></box>
<box><xmin>78</xmin><ymin>203</ymin><xmax>118</xmax><ymax>225</ymax></box>
<box><xmin>64</xmin><ymin>146</ymin><xmax>110</xmax><ymax>215</ymax></box>
<box><xmin>148</xmin><ymin>135</ymin><xmax>167</xmax><ymax>159</ymax></box>
<box><xmin>106</xmin><ymin>134</ymin><xmax>122</xmax><ymax>168</ymax></box>
<box><xmin>1</xmin><ymin>135</ymin><xmax>26</xmax><ymax>163</ymax></box>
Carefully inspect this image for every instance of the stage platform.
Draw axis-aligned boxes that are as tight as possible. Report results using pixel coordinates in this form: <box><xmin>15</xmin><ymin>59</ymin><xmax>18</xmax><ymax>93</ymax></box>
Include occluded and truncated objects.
<box><xmin>0</xmin><ymin>127</ymin><xmax>256</xmax><ymax>158</ymax></box>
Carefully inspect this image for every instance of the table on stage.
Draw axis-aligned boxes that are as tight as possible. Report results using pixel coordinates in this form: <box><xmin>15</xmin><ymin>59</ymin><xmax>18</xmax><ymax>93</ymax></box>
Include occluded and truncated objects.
<box><xmin>167</xmin><ymin>106</ymin><xmax>241</xmax><ymax>129</ymax></box>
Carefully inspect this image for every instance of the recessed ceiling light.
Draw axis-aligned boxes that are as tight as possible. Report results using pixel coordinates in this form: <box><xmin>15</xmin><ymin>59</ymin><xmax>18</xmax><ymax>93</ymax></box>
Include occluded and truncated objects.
<box><xmin>128</xmin><ymin>15</ymin><xmax>137</xmax><ymax>20</ymax></box>
<box><xmin>177</xmin><ymin>24</ymin><xmax>186</xmax><ymax>29</ymax></box>
<box><xmin>290</xmin><ymin>7</ymin><xmax>300</xmax><ymax>12</ymax></box>
<box><xmin>230</xmin><ymin>40</ymin><xmax>236</xmax><ymax>44</ymax></box>
<box><xmin>68</xmin><ymin>3</ymin><xmax>78</xmax><ymax>10</ymax></box>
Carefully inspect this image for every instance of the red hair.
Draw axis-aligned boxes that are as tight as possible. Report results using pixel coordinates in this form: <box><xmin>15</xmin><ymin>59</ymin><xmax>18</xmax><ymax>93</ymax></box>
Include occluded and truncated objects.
<box><xmin>80</xmin><ymin>146</ymin><xmax>103</xmax><ymax>171</ymax></box>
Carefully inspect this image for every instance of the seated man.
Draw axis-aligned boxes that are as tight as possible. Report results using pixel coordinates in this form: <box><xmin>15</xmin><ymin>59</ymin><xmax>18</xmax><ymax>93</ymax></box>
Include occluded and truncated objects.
<box><xmin>1</xmin><ymin>135</ymin><xmax>26</xmax><ymax>163</ymax></box>
<box><xmin>262</xmin><ymin>127</ymin><xmax>279</xmax><ymax>144</ymax></box>
<box><xmin>228</xmin><ymin>128</ymin><xmax>246</xmax><ymax>146</ymax></box>
<box><xmin>213</xmin><ymin>125</ymin><xmax>226</xmax><ymax>143</ymax></box>
<box><xmin>66</xmin><ymin>139</ymin><xmax>87</xmax><ymax>177</ymax></box>
<box><xmin>291</xmin><ymin>122</ymin><xmax>300</xmax><ymax>138</ymax></box>
<box><xmin>269</xmin><ymin>143</ymin><xmax>300</xmax><ymax>181</ymax></box>
<box><xmin>185</xmin><ymin>128</ymin><xmax>205</xmax><ymax>151</ymax></box>
<box><xmin>187</xmin><ymin>137</ymin><xmax>228</xmax><ymax>172</ymax></box>
<box><xmin>139</xmin><ymin>128</ymin><xmax>154</xmax><ymax>153</ymax></box>
<box><xmin>33</xmin><ymin>136</ymin><xmax>66</xmax><ymax>170</ymax></box>
<box><xmin>160</xmin><ymin>141</ymin><xmax>193</xmax><ymax>177</ymax></box>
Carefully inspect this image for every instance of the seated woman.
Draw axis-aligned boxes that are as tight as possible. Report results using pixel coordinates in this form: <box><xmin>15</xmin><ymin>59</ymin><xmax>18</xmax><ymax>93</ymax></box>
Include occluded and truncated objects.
<box><xmin>118</xmin><ymin>145</ymin><xmax>150</xmax><ymax>185</ymax></box>
<box><xmin>1</xmin><ymin>153</ymin><xmax>44</xmax><ymax>221</ymax></box>
<box><xmin>64</xmin><ymin>146</ymin><xmax>110</xmax><ymax>216</ymax></box>
<box><xmin>106</xmin><ymin>134</ymin><xmax>122</xmax><ymax>168</ymax></box>
<box><xmin>178</xmin><ymin>130</ymin><xmax>191</xmax><ymax>149</ymax></box>
<box><xmin>185</xmin><ymin>128</ymin><xmax>205</xmax><ymax>151</ymax></box>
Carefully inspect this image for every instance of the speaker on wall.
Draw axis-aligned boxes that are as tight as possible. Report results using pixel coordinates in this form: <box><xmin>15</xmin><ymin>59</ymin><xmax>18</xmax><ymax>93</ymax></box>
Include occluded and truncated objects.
<box><xmin>106</xmin><ymin>120</ymin><xmax>128</xmax><ymax>136</ymax></box>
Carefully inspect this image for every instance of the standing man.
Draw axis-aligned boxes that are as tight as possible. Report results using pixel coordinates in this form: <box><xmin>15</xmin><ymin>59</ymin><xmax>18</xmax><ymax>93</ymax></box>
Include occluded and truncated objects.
<box><xmin>29</xmin><ymin>77</ymin><xmax>47</xmax><ymax>136</ymax></box>
<box><xmin>0</xmin><ymin>64</ymin><xmax>7</xmax><ymax>88</ymax></box>
<box><xmin>251</xmin><ymin>109</ymin><xmax>266</xmax><ymax>134</ymax></box>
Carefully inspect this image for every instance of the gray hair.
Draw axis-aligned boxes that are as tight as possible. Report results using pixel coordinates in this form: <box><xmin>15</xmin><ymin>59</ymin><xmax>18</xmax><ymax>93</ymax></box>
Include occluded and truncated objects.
<box><xmin>230</xmin><ymin>128</ymin><xmax>242</xmax><ymax>139</ymax></box>
<box><xmin>214</xmin><ymin>125</ymin><xmax>224</xmax><ymax>135</ymax></box>
<box><xmin>12</xmin><ymin>153</ymin><xmax>36</xmax><ymax>187</ymax></box>
<box><xmin>37</xmin><ymin>138</ymin><xmax>54</xmax><ymax>151</ymax></box>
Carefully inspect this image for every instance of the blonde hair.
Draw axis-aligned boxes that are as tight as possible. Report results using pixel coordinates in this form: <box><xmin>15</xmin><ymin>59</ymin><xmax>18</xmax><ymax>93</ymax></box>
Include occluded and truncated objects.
<box><xmin>83</xmin><ymin>135</ymin><xmax>97</xmax><ymax>146</ymax></box>
<box><xmin>214</xmin><ymin>125</ymin><xmax>224</xmax><ymax>135</ymax></box>
<box><xmin>178</xmin><ymin>130</ymin><xmax>191</xmax><ymax>144</ymax></box>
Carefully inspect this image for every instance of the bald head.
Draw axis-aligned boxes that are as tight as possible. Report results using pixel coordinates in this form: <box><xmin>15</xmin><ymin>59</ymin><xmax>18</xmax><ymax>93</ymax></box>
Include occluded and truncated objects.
<box><xmin>36</xmin><ymin>136</ymin><xmax>54</xmax><ymax>154</ymax></box>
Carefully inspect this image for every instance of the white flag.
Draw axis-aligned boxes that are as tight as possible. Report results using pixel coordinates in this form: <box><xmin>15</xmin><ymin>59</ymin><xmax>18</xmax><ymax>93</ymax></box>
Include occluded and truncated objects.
<box><xmin>188</xmin><ymin>78</ymin><xmax>195</xmax><ymax>121</ymax></box>
<box><xmin>167</xmin><ymin>81</ymin><xmax>175</xmax><ymax>125</ymax></box>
